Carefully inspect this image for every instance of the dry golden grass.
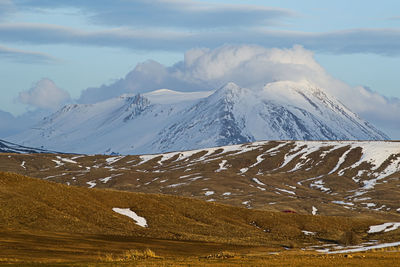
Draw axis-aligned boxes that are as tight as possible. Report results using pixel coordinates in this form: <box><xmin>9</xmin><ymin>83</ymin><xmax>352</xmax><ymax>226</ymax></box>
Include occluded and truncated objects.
<box><xmin>100</xmin><ymin>248</ymin><xmax>159</xmax><ymax>262</ymax></box>
<box><xmin>1</xmin><ymin>140</ymin><xmax>400</xmax><ymax>266</ymax></box>
<box><xmin>2</xmin><ymin>251</ymin><xmax>400</xmax><ymax>267</ymax></box>
<box><xmin>0</xmin><ymin>172</ymin><xmax>400</xmax><ymax>266</ymax></box>
<box><xmin>2</xmin><ymin>171</ymin><xmax>399</xmax><ymax>265</ymax></box>
<box><xmin>1</xmin><ymin>141</ymin><xmax>399</xmax><ymax>223</ymax></box>
<box><xmin>1</xmin><ymin>171</ymin><xmax>386</xmax><ymax>246</ymax></box>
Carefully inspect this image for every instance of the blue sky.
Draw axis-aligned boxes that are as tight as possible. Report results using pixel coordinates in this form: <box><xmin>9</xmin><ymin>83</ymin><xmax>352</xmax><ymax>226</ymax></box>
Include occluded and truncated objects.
<box><xmin>0</xmin><ymin>0</ymin><xmax>400</xmax><ymax>137</ymax></box>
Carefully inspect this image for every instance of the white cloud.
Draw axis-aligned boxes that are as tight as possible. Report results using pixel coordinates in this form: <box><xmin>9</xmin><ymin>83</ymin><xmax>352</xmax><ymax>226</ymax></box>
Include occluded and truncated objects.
<box><xmin>18</xmin><ymin>78</ymin><xmax>71</xmax><ymax>110</ymax></box>
<box><xmin>80</xmin><ymin>45</ymin><xmax>331</xmax><ymax>100</ymax></box>
<box><xmin>78</xmin><ymin>45</ymin><xmax>400</xmax><ymax>138</ymax></box>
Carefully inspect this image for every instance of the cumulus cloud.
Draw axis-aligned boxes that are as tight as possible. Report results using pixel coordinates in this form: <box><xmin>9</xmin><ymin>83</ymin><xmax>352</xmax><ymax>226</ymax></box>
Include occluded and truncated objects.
<box><xmin>78</xmin><ymin>45</ymin><xmax>400</xmax><ymax>139</ymax></box>
<box><xmin>18</xmin><ymin>78</ymin><xmax>71</xmax><ymax>110</ymax></box>
<box><xmin>0</xmin><ymin>44</ymin><xmax>57</xmax><ymax>63</ymax></box>
<box><xmin>13</xmin><ymin>0</ymin><xmax>293</xmax><ymax>29</ymax></box>
<box><xmin>80</xmin><ymin>45</ymin><xmax>334</xmax><ymax>101</ymax></box>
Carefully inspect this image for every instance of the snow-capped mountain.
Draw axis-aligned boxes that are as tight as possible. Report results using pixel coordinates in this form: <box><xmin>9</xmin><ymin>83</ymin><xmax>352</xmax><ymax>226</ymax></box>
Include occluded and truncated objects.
<box><xmin>8</xmin><ymin>80</ymin><xmax>388</xmax><ymax>154</ymax></box>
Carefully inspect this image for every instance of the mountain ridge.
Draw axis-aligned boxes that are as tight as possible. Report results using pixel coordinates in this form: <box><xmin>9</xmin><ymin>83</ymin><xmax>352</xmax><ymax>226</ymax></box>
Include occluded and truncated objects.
<box><xmin>8</xmin><ymin>80</ymin><xmax>389</xmax><ymax>155</ymax></box>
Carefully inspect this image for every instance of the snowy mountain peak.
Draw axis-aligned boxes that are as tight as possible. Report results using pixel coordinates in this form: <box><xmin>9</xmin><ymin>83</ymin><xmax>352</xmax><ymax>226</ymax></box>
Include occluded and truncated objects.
<box><xmin>215</xmin><ymin>82</ymin><xmax>242</xmax><ymax>95</ymax></box>
<box><xmin>208</xmin><ymin>82</ymin><xmax>249</xmax><ymax>104</ymax></box>
<box><xmin>9</xmin><ymin>81</ymin><xmax>389</xmax><ymax>154</ymax></box>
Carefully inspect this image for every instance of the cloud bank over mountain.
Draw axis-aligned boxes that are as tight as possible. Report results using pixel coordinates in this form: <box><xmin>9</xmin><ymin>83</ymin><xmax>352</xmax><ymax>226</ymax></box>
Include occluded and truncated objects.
<box><xmin>78</xmin><ymin>45</ymin><xmax>400</xmax><ymax>138</ymax></box>
<box><xmin>18</xmin><ymin>78</ymin><xmax>71</xmax><ymax>110</ymax></box>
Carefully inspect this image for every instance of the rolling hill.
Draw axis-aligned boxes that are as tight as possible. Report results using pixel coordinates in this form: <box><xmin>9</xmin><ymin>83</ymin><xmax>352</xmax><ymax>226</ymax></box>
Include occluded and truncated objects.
<box><xmin>2</xmin><ymin>171</ymin><xmax>400</xmax><ymax>264</ymax></box>
<box><xmin>2</xmin><ymin>140</ymin><xmax>400</xmax><ymax>220</ymax></box>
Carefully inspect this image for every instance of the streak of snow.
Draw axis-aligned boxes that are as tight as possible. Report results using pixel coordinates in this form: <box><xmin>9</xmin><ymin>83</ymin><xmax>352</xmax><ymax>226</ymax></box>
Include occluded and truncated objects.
<box><xmin>204</xmin><ymin>191</ymin><xmax>214</xmax><ymax>196</ymax></box>
<box><xmin>332</xmin><ymin>201</ymin><xmax>354</xmax><ymax>206</ymax></box>
<box><xmin>137</xmin><ymin>154</ymin><xmax>160</xmax><ymax>165</ymax></box>
<box><xmin>100</xmin><ymin>176</ymin><xmax>112</xmax><ymax>183</ymax></box>
<box><xmin>179</xmin><ymin>173</ymin><xmax>201</xmax><ymax>179</ymax></box>
<box><xmin>215</xmin><ymin>160</ymin><xmax>228</xmax><ymax>172</ymax></box>
<box><xmin>302</xmin><ymin>230</ymin><xmax>316</xmax><ymax>236</ymax></box>
<box><xmin>312</xmin><ymin>206</ymin><xmax>318</xmax><ymax>215</ymax></box>
<box><xmin>106</xmin><ymin>156</ymin><xmax>124</xmax><ymax>165</ymax></box>
<box><xmin>310</xmin><ymin>179</ymin><xmax>330</xmax><ymax>192</ymax></box>
<box><xmin>276</xmin><ymin>188</ymin><xmax>296</xmax><ymax>195</ymax></box>
<box><xmin>166</xmin><ymin>182</ymin><xmax>186</xmax><ymax>188</ymax></box>
<box><xmin>56</xmin><ymin>156</ymin><xmax>77</xmax><ymax>164</ymax></box>
<box><xmin>328</xmin><ymin>148</ymin><xmax>352</xmax><ymax>174</ymax></box>
<box><xmin>297</xmin><ymin>175</ymin><xmax>323</xmax><ymax>186</ymax></box>
<box><xmin>188</xmin><ymin>176</ymin><xmax>203</xmax><ymax>181</ymax></box>
<box><xmin>323</xmin><ymin>241</ymin><xmax>400</xmax><ymax>254</ymax></box>
<box><xmin>266</xmin><ymin>142</ymin><xmax>288</xmax><ymax>154</ymax></box>
<box><xmin>368</xmin><ymin>222</ymin><xmax>400</xmax><ymax>233</ymax></box>
<box><xmin>240</xmin><ymin>168</ymin><xmax>248</xmax><ymax>173</ymax></box>
<box><xmin>86</xmin><ymin>180</ymin><xmax>96</xmax><ymax>188</ymax></box>
<box><xmin>112</xmin><ymin>208</ymin><xmax>148</xmax><ymax>227</ymax></box>
<box><xmin>99</xmin><ymin>173</ymin><xmax>123</xmax><ymax>183</ymax></box>
<box><xmin>354</xmin><ymin>197</ymin><xmax>371</xmax><ymax>202</ymax></box>
<box><xmin>20</xmin><ymin>161</ymin><xmax>26</xmax><ymax>169</ymax></box>
<box><xmin>52</xmin><ymin>159</ymin><xmax>64</xmax><ymax>168</ymax></box>
<box><xmin>252</xmin><ymin>178</ymin><xmax>265</xmax><ymax>186</ymax></box>
<box><xmin>248</xmin><ymin>154</ymin><xmax>265</xmax><ymax>169</ymax></box>
<box><xmin>71</xmin><ymin>155</ymin><xmax>84</xmax><ymax>160</ymax></box>
<box><xmin>362</xmin><ymin>203</ymin><xmax>376</xmax><ymax>208</ymax></box>
<box><xmin>278</xmin><ymin>143</ymin><xmax>306</xmax><ymax>169</ymax></box>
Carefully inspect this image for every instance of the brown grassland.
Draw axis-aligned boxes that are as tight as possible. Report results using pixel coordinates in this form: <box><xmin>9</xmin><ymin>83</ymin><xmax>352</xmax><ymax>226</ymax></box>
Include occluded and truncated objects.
<box><xmin>1</xmin><ymin>141</ymin><xmax>400</xmax><ymax>222</ymax></box>
<box><xmin>1</xmin><ymin>171</ymin><xmax>400</xmax><ymax>266</ymax></box>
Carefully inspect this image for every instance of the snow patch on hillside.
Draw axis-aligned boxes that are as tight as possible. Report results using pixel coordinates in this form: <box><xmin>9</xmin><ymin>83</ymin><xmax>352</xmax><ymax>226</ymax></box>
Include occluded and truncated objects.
<box><xmin>112</xmin><ymin>208</ymin><xmax>148</xmax><ymax>227</ymax></box>
<box><xmin>368</xmin><ymin>222</ymin><xmax>400</xmax><ymax>233</ymax></box>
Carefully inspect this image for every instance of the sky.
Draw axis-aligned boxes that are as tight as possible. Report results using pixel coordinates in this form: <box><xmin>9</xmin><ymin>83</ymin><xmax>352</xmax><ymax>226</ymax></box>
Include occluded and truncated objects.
<box><xmin>0</xmin><ymin>0</ymin><xmax>400</xmax><ymax>138</ymax></box>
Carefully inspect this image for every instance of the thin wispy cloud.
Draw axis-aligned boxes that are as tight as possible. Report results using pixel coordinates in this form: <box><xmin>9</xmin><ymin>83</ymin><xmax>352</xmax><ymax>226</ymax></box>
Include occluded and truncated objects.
<box><xmin>0</xmin><ymin>23</ymin><xmax>400</xmax><ymax>56</ymax></box>
<box><xmin>12</xmin><ymin>0</ymin><xmax>295</xmax><ymax>29</ymax></box>
<box><xmin>0</xmin><ymin>44</ymin><xmax>57</xmax><ymax>64</ymax></box>
<box><xmin>0</xmin><ymin>0</ymin><xmax>14</xmax><ymax>20</ymax></box>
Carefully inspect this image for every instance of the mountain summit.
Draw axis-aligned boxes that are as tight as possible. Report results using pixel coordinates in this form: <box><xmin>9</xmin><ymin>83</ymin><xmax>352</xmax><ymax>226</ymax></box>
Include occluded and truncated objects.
<box><xmin>9</xmin><ymin>81</ymin><xmax>388</xmax><ymax>154</ymax></box>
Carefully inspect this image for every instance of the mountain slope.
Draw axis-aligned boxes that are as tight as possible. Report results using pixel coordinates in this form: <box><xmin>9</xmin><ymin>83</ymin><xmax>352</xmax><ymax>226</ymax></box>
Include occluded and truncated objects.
<box><xmin>0</xmin><ymin>139</ymin><xmax>58</xmax><ymax>154</ymax></box>
<box><xmin>2</xmin><ymin>140</ymin><xmax>399</xmax><ymax>220</ymax></box>
<box><xmin>8</xmin><ymin>81</ymin><xmax>388</xmax><ymax>154</ymax></box>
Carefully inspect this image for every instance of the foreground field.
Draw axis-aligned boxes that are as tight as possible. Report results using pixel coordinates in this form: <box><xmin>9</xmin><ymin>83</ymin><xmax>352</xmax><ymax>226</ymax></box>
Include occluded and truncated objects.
<box><xmin>1</xmin><ymin>228</ymin><xmax>400</xmax><ymax>266</ymax></box>
<box><xmin>2</xmin><ymin>247</ymin><xmax>400</xmax><ymax>267</ymax></box>
<box><xmin>1</xmin><ymin>171</ymin><xmax>400</xmax><ymax>265</ymax></box>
